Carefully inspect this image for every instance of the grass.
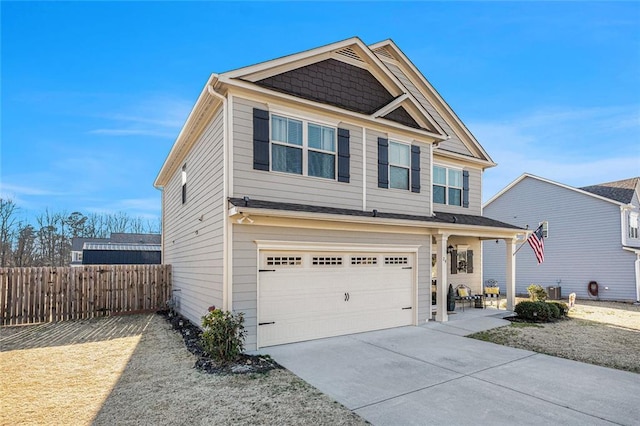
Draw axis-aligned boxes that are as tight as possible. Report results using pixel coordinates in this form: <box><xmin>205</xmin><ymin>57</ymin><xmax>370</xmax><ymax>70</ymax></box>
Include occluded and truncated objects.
<box><xmin>468</xmin><ymin>300</ymin><xmax>640</xmax><ymax>373</ymax></box>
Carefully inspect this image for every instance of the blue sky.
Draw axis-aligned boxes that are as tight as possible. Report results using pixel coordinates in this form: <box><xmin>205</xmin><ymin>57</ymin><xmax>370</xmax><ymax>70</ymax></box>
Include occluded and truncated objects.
<box><xmin>2</xmin><ymin>1</ymin><xmax>639</xmax><ymax>223</ymax></box>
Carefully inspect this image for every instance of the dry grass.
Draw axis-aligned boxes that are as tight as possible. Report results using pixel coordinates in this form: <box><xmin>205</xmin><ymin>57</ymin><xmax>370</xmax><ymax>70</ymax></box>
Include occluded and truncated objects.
<box><xmin>469</xmin><ymin>300</ymin><xmax>640</xmax><ymax>373</ymax></box>
<box><xmin>0</xmin><ymin>314</ymin><xmax>366</xmax><ymax>426</ymax></box>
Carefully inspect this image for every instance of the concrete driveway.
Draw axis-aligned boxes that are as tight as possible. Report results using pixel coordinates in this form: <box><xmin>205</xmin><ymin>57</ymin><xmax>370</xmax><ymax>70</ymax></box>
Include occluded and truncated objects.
<box><xmin>262</xmin><ymin>324</ymin><xmax>640</xmax><ymax>425</ymax></box>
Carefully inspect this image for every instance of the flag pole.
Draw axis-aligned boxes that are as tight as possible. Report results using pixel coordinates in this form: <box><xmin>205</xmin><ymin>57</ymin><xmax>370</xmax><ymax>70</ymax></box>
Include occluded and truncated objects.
<box><xmin>512</xmin><ymin>224</ymin><xmax>542</xmax><ymax>256</ymax></box>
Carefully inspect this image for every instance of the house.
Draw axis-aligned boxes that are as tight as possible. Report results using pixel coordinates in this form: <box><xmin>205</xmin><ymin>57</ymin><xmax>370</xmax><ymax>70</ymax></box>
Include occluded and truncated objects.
<box><xmin>70</xmin><ymin>237</ymin><xmax>109</xmax><ymax>266</ymax></box>
<box><xmin>483</xmin><ymin>174</ymin><xmax>640</xmax><ymax>303</ymax></box>
<box><xmin>70</xmin><ymin>233</ymin><xmax>161</xmax><ymax>266</ymax></box>
<box><xmin>154</xmin><ymin>37</ymin><xmax>525</xmax><ymax>350</ymax></box>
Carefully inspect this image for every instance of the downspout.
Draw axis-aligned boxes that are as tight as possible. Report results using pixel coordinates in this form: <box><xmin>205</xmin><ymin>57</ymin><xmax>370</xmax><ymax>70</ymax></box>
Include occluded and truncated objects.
<box><xmin>362</xmin><ymin>126</ymin><xmax>367</xmax><ymax>211</ymax></box>
<box><xmin>206</xmin><ymin>80</ymin><xmax>232</xmax><ymax>312</ymax></box>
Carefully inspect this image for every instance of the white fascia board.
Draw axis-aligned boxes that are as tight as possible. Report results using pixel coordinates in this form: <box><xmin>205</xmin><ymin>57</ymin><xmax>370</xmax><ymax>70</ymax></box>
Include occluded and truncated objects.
<box><xmin>223</xmin><ymin>79</ymin><xmax>448</xmax><ymax>142</ymax></box>
<box><xmin>254</xmin><ymin>240</ymin><xmax>421</xmax><ymax>253</ymax></box>
<box><xmin>371</xmin><ymin>40</ymin><xmax>494</xmax><ymax>163</ymax></box>
<box><xmin>154</xmin><ymin>74</ymin><xmax>222</xmax><ymax>188</ymax></box>
<box><xmin>229</xmin><ymin>206</ymin><xmax>525</xmax><ymax>239</ymax></box>
<box><xmin>483</xmin><ymin>173</ymin><xmax>626</xmax><ymax>209</ymax></box>
<box><xmin>371</xmin><ymin>94</ymin><xmax>410</xmax><ymax>117</ymax></box>
<box><xmin>432</xmin><ymin>149</ymin><xmax>496</xmax><ymax>169</ymax></box>
<box><xmin>222</xmin><ymin>37</ymin><xmax>361</xmax><ymax>79</ymax></box>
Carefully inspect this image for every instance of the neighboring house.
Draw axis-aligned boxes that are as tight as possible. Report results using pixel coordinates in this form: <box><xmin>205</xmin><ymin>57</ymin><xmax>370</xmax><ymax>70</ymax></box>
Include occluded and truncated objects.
<box><xmin>154</xmin><ymin>37</ymin><xmax>525</xmax><ymax>350</ymax></box>
<box><xmin>70</xmin><ymin>233</ymin><xmax>162</xmax><ymax>266</ymax></box>
<box><xmin>70</xmin><ymin>237</ymin><xmax>109</xmax><ymax>266</ymax></box>
<box><xmin>483</xmin><ymin>174</ymin><xmax>640</xmax><ymax>303</ymax></box>
<box><xmin>81</xmin><ymin>242</ymin><xmax>161</xmax><ymax>265</ymax></box>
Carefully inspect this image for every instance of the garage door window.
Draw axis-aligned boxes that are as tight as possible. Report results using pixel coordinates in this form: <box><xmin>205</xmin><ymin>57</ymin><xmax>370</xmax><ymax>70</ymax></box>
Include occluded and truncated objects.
<box><xmin>312</xmin><ymin>256</ymin><xmax>343</xmax><ymax>266</ymax></box>
<box><xmin>384</xmin><ymin>256</ymin><xmax>409</xmax><ymax>265</ymax></box>
<box><xmin>266</xmin><ymin>256</ymin><xmax>302</xmax><ymax>266</ymax></box>
<box><xmin>351</xmin><ymin>256</ymin><xmax>378</xmax><ymax>265</ymax></box>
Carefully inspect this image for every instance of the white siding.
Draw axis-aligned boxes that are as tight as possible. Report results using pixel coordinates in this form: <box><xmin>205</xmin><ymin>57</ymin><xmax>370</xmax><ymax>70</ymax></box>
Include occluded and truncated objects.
<box><xmin>366</xmin><ymin>129</ymin><xmax>432</xmax><ymax>216</ymax></box>
<box><xmin>483</xmin><ymin>177</ymin><xmax>637</xmax><ymax>301</ymax></box>
<box><xmin>232</xmin><ymin>97</ymin><xmax>363</xmax><ymax>210</ymax></box>
<box><xmin>431</xmin><ymin>164</ymin><xmax>483</xmax><ymax>216</ymax></box>
<box><xmin>232</xmin><ymin>224</ymin><xmax>430</xmax><ymax>351</ymax></box>
<box><xmin>163</xmin><ymin>108</ymin><xmax>225</xmax><ymax>327</ymax></box>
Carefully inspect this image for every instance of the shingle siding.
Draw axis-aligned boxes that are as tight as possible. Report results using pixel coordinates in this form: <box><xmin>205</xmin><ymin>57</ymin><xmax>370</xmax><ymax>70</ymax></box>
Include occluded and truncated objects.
<box><xmin>256</xmin><ymin>59</ymin><xmax>395</xmax><ymax>115</ymax></box>
<box><xmin>483</xmin><ymin>176</ymin><xmax>637</xmax><ymax>301</ymax></box>
<box><xmin>384</xmin><ymin>62</ymin><xmax>473</xmax><ymax>157</ymax></box>
<box><xmin>163</xmin><ymin>107</ymin><xmax>225</xmax><ymax>327</ymax></box>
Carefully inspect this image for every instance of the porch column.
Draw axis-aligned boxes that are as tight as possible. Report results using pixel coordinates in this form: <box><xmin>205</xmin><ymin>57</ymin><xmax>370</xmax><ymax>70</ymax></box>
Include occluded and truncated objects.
<box><xmin>505</xmin><ymin>237</ymin><xmax>517</xmax><ymax>310</ymax></box>
<box><xmin>435</xmin><ymin>234</ymin><xmax>449</xmax><ymax>322</ymax></box>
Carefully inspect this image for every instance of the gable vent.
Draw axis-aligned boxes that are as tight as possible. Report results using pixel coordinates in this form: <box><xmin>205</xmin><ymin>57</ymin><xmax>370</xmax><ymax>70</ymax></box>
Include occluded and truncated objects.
<box><xmin>373</xmin><ymin>46</ymin><xmax>394</xmax><ymax>60</ymax></box>
<box><xmin>335</xmin><ymin>47</ymin><xmax>365</xmax><ymax>62</ymax></box>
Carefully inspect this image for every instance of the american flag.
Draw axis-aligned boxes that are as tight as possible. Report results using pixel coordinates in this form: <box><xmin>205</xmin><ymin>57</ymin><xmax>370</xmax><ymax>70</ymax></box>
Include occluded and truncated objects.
<box><xmin>527</xmin><ymin>224</ymin><xmax>545</xmax><ymax>264</ymax></box>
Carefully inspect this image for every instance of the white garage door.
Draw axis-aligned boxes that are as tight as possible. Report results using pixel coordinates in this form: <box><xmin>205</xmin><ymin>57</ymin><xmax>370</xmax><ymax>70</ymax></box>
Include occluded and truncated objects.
<box><xmin>258</xmin><ymin>251</ymin><xmax>415</xmax><ymax>347</ymax></box>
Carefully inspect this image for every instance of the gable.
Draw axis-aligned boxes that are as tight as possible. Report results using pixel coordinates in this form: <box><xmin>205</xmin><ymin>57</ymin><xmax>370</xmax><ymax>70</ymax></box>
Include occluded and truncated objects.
<box><xmin>382</xmin><ymin>106</ymin><xmax>420</xmax><ymax>129</ymax></box>
<box><xmin>255</xmin><ymin>59</ymin><xmax>395</xmax><ymax>115</ymax></box>
<box><xmin>370</xmin><ymin>40</ymin><xmax>495</xmax><ymax>166</ymax></box>
<box><xmin>580</xmin><ymin>178</ymin><xmax>639</xmax><ymax>204</ymax></box>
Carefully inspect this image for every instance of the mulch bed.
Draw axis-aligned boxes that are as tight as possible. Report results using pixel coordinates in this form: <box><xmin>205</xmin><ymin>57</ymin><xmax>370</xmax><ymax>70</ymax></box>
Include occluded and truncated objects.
<box><xmin>158</xmin><ymin>310</ymin><xmax>282</xmax><ymax>375</ymax></box>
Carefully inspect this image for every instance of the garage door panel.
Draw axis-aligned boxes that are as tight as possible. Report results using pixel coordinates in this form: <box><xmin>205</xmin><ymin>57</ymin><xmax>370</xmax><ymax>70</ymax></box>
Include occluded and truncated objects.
<box><xmin>258</xmin><ymin>251</ymin><xmax>415</xmax><ymax>347</ymax></box>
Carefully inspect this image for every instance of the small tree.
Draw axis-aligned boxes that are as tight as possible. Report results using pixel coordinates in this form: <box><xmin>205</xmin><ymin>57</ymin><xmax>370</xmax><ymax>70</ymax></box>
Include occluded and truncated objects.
<box><xmin>527</xmin><ymin>284</ymin><xmax>547</xmax><ymax>302</ymax></box>
<box><xmin>201</xmin><ymin>307</ymin><xmax>246</xmax><ymax>363</ymax></box>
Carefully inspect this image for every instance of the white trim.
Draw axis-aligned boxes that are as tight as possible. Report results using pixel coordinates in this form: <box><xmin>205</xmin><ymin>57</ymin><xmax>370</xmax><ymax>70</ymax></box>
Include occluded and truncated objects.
<box><xmin>362</xmin><ymin>126</ymin><xmax>367</xmax><ymax>211</ymax></box>
<box><xmin>231</xmin><ymin>207</ymin><xmax>526</xmax><ymax>239</ymax></box>
<box><xmin>268</xmin><ymin>104</ymin><xmax>341</xmax><ymax>127</ymax></box>
<box><xmin>255</xmin><ymin>240</ymin><xmax>421</xmax><ymax>253</ymax></box>
<box><xmin>221</xmin><ymin>78</ymin><xmax>449</xmax><ymax>142</ymax></box>
<box><xmin>429</xmin><ymin>143</ymin><xmax>434</xmax><ymax>215</ymax></box>
<box><xmin>484</xmin><ymin>173</ymin><xmax>629</xmax><ymax>208</ymax></box>
<box><xmin>371</xmin><ymin>94</ymin><xmax>410</xmax><ymax>118</ymax></box>
<box><xmin>369</xmin><ymin>40</ymin><xmax>494</xmax><ymax>164</ymax></box>
<box><xmin>228</xmin><ymin>95</ymin><xmax>235</xmax><ymax>198</ymax></box>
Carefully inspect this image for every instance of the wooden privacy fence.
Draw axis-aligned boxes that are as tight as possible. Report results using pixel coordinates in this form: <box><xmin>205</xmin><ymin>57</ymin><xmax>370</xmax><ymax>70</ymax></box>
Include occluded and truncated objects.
<box><xmin>0</xmin><ymin>265</ymin><xmax>172</xmax><ymax>326</ymax></box>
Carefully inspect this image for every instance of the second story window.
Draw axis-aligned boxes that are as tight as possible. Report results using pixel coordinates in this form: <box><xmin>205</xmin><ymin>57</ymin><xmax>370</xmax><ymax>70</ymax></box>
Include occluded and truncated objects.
<box><xmin>630</xmin><ymin>212</ymin><xmax>639</xmax><ymax>239</ymax></box>
<box><xmin>389</xmin><ymin>141</ymin><xmax>410</xmax><ymax>190</ymax></box>
<box><xmin>433</xmin><ymin>165</ymin><xmax>462</xmax><ymax>206</ymax></box>
<box><xmin>271</xmin><ymin>114</ymin><xmax>336</xmax><ymax>180</ymax></box>
<box><xmin>181</xmin><ymin>164</ymin><xmax>187</xmax><ymax>204</ymax></box>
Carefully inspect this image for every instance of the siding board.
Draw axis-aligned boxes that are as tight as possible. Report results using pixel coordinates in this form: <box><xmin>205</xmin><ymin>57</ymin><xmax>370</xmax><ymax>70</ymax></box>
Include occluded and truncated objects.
<box><xmin>163</xmin><ymin>107</ymin><xmax>226</xmax><ymax>327</ymax></box>
<box><xmin>483</xmin><ymin>177</ymin><xmax>637</xmax><ymax>301</ymax></box>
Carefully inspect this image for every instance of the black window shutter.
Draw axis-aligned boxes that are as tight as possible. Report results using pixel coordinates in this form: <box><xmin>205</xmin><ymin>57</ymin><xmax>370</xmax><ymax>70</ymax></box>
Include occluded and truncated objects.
<box><xmin>253</xmin><ymin>108</ymin><xmax>270</xmax><ymax>171</ymax></box>
<box><xmin>450</xmin><ymin>250</ymin><xmax>457</xmax><ymax>275</ymax></box>
<box><xmin>466</xmin><ymin>250</ymin><xmax>474</xmax><ymax>273</ymax></box>
<box><xmin>337</xmin><ymin>128</ymin><xmax>350</xmax><ymax>183</ymax></box>
<box><xmin>462</xmin><ymin>170</ymin><xmax>470</xmax><ymax>208</ymax></box>
<box><xmin>378</xmin><ymin>138</ymin><xmax>389</xmax><ymax>188</ymax></box>
<box><xmin>411</xmin><ymin>145</ymin><xmax>420</xmax><ymax>193</ymax></box>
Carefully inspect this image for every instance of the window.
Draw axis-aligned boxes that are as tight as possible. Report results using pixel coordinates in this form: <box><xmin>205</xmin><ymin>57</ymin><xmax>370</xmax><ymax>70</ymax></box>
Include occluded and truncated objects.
<box><xmin>433</xmin><ymin>165</ymin><xmax>462</xmax><ymax>206</ymax></box>
<box><xmin>271</xmin><ymin>114</ymin><xmax>336</xmax><ymax>179</ymax></box>
<box><xmin>389</xmin><ymin>141</ymin><xmax>410</xmax><ymax>190</ymax></box>
<box><xmin>181</xmin><ymin>164</ymin><xmax>187</xmax><ymax>204</ymax></box>
<box><xmin>630</xmin><ymin>212</ymin><xmax>639</xmax><ymax>239</ymax></box>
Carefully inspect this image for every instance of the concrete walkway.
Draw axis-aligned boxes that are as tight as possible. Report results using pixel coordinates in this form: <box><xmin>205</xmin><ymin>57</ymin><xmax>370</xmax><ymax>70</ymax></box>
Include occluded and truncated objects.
<box><xmin>261</xmin><ymin>311</ymin><xmax>640</xmax><ymax>425</ymax></box>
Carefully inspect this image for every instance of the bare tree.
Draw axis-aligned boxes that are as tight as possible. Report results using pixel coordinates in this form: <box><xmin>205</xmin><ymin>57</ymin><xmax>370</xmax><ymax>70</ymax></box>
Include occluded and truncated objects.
<box><xmin>13</xmin><ymin>223</ymin><xmax>36</xmax><ymax>267</ymax></box>
<box><xmin>0</xmin><ymin>198</ymin><xmax>19</xmax><ymax>267</ymax></box>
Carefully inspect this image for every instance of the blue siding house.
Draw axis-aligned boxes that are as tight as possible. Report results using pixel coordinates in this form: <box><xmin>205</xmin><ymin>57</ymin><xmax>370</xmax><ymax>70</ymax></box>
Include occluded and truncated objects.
<box><xmin>483</xmin><ymin>174</ymin><xmax>640</xmax><ymax>302</ymax></box>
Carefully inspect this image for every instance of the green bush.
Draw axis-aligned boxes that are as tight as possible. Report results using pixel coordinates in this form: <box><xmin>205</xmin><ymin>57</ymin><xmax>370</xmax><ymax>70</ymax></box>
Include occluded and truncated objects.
<box><xmin>527</xmin><ymin>284</ymin><xmax>548</xmax><ymax>302</ymax></box>
<box><xmin>514</xmin><ymin>301</ymin><xmax>552</xmax><ymax>322</ymax></box>
<box><xmin>546</xmin><ymin>302</ymin><xmax>560</xmax><ymax>319</ymax></box>
<box><xmin>201</xmin><ymin>307</ymin><xmax>246</xmax><ymax>363</ymax></box>
<box><xmin>548</xmin><ymin>301</ymin><xmax>569</xmax><ymax>318</ymax></box>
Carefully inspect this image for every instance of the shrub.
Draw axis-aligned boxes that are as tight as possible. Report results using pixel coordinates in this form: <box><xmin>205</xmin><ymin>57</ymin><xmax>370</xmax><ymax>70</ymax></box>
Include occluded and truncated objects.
<box><xmin>548</xmin><ymin>301</ymin><xmax>569</xmax><ymax>318</ymax></box>
<box><xmin>527</xmin><ymin>284</ymin><xmax>548</xmax><ymax>302</ymax></box>
<box><xmin>201</xmin><ymin>307</ymin><xmax>246</xmax><ymax>363</ymax></box>
<box><xmin>514</xmin><ymin>301</ymin><xmax>552</xmax><ymax>322</ymax></box>
<box><xmin>546</xmin><ymin>302</ymin><xmax>560</xmax><ymax>319</ymax></box>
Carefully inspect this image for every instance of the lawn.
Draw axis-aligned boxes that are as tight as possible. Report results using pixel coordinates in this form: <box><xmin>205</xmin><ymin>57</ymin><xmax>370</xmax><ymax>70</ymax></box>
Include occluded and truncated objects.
<box><xmin>469</xmin><ymin>300</ymin><xmax>640</xmax><ymax>373</ymax></box>
<box><xmin>0</xmin><ymin>314</ymin><xmax>365</xmax><ymax>426</ymax></box>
